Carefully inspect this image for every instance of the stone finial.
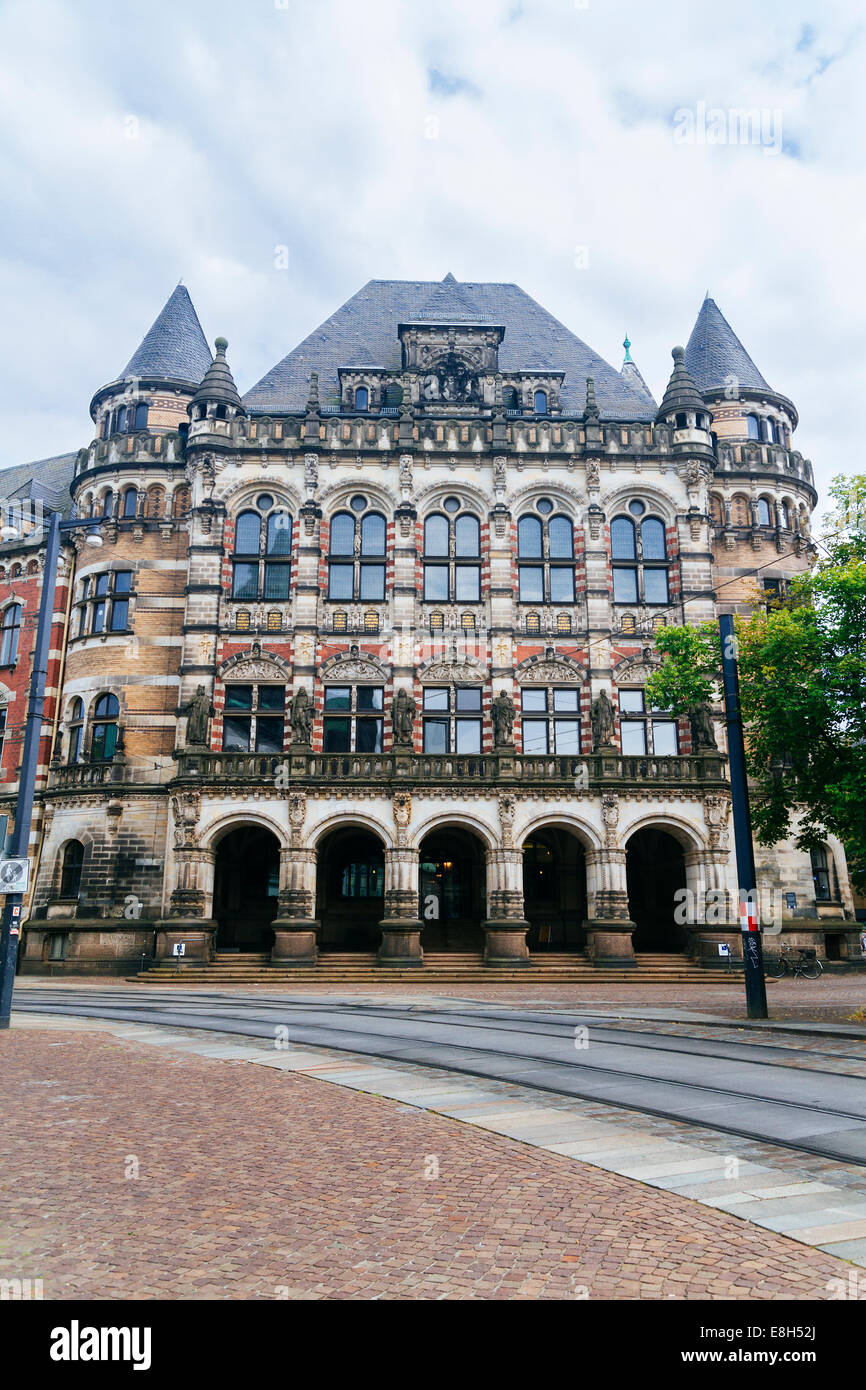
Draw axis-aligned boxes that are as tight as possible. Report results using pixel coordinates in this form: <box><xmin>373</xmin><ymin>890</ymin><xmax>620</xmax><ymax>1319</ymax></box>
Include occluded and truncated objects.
<box><xmin>584</xmin><ymin>376</ymin><xmax>599</xmax><ymax>422</ymax></box>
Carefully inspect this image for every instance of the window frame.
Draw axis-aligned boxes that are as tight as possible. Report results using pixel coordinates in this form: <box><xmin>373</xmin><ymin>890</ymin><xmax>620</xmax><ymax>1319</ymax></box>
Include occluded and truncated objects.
<box><xmin>610</xmin><ymin>512</ymin><xmax>670</xmax><ymax>608</ymax></box>
<box><xmin>231</xmin><ymin>503</ymin><xmax>294</xmax><ymax>603</ymax></box>
<box><xmin>0</xmin><ymin>603</ymin><xmax>22</xmax><ymax>666</ymax></box>
<box><xmin>327</xmin><ymin>506</ymin><xmax>387</xmax><ymax>603</ymax></box>
<box><xmin>322</xmin><ymin>684</ymin><xmax>384</xmax><ymax>753</ymax></box>
<box><xmin>422</xmin><ymin>506</ymin><xmax>481</xmax><ymax>605</ymax></box>
<box><xmin>517</xmin><ymin>511</ymin><xmax>576</xmax><ymax>605</ymax></box>
<box><xmin>618</xmin><ymin>689</ymin><xmax>679</xmax><ymax>756</ymax></box>
<box><xmin>221</xmin><ymin>683</ymin><xmax>287</xmax><ymax>754</ymax></box>
<box><xmin>421</xmin><ymin>685</ymin><xmax>483</xmax><ymax>754</ymax></box>
<box><xmin>520</xmin><ymin>686</ymin><xmax>581</xmax><ymax>755</ymax></box>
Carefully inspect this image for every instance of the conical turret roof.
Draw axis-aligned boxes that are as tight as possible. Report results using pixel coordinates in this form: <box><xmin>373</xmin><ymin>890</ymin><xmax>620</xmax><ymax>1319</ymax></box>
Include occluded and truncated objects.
<box><xmin>656</xmin><ymin>346</ymin><xmax>707</xmax><ymax>420</ymax></box>
<box><xmin>684</xmin><ymin>295</ymin><xmax>771</xmax><ymax>396</ymax></box>
<box><xmin>120</xmin><ymin>284</ymin><xmax>213</xmax><ymax>384</ymax></box>
<box><xmin>191</xmin><ymin>337</ymin><xmax>244</xmax><ymax>411</ymax></box>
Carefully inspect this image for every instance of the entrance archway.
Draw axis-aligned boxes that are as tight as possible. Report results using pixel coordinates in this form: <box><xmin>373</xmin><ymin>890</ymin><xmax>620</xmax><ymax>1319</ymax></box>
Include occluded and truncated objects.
<box><xmin>522</xmin><ymin>827</ymin><xmax>587</xmax><ymax>951</ymax></box>
<box><xmin>627</xmin><ymin>828</ymin><xmax>688</xmax><ymax>952</ymax></box>
<box><xmin>213</xmin><ymin>825</ymin><xmax>281</xmax><ymax>951</ymax></box>
<box><xmin>317</xmin><ymin>827</ymin><xmax>385</xmax><ymax>952</ymax></box>
<box><xmin>419</xmin><ymin>827</ymin><xmax>486</xmax><ymax>951</ymax></box>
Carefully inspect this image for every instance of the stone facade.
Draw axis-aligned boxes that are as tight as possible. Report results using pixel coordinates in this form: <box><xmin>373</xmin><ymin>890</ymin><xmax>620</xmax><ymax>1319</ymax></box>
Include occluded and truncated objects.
<box><xmin>1</xmin><ymin>278</ymin><xmax>858</xmax><ymax>974</ymax></box>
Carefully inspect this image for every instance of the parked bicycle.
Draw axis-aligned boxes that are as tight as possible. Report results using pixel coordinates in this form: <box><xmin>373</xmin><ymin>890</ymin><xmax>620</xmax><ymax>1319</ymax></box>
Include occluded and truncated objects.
<box><xmin>764</xmin><ymin>944</ymin><xmax>823</xmax><ymax>980</ymax></box>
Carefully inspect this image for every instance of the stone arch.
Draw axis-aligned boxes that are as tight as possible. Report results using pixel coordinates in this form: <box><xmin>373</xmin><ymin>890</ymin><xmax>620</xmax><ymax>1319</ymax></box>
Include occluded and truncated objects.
<box><xmin>318</xmin><ymin>478</ymin><xmax>396</xmax><ymax>513</ymax></box>
<box><xmin>201</xmin><ymin>809</ymin><xmax>290</xmax><ymax>853</ymax></box>
<box><xmin>622</xmin><ymin>812</ymin><xmax>705</xmax><ymax>854</ymax></box>
<box><xmin>218</xmin><ymin>477</ymin><xmax>303</xmax><ymax>513</ymax></box>
<box><xmin>217</xmin><ymin>645</ymin><xmax>293</xmax><ymax>682</ymax></box>
<box><xmin>411</xmin><ymin>809</ymin><xmax>497</xmax><ymax>852</ymax></box>
<box><xmin>417</xmin><ymin>652</ymin><xmax>488</xmax><ymax>683</ymax></box>
<box><xmin>602</xmin><ymin>482</ymin><xmax>677</xmax><ymax>523</ymax></box>
<box><xmin>413</xmin><ymin>479</ymin><xmax>488</xmax><ymax>517</ymax></box>
<box><xmin>516</xmin><ymin>650</ymin><xmax>587</xmax><ymax>684</ymax></box>
<box><xmin>507</xmin><ymin>479</ymin><xmax>586</xmax><ymax>513</ymax></box>
<box><xmin>307</xmin><ymin>810</ymin><xmax>392</xmax><ymax>851</ymax></box>
<box><xmin>318</xmin><ymin>649</ymin><xmax>390</xmax><ymax>682</ymax></box>
<box><xmin>517</xmin><ymin>811</ymin><xmax>602</xmax><ymax>853</ymax></box>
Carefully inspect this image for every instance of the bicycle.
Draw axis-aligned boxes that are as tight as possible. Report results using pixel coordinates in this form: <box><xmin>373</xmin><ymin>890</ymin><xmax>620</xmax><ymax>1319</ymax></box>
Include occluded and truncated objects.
<box><xmin>764</xmin><ymin>944</ymin><xmax>823</xmax><ymax>980</ymax></box>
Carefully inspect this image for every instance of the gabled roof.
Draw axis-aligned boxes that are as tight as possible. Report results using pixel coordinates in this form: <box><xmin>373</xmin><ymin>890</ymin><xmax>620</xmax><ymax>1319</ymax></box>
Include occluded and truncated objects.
<box><xmin>0</xmin><ymin>453</ymin><xmax>77</xmax><ymax>519</ymax></box>
<box><xmin>244</xmin><ymin>277</ymin><xmax>658</xmax><ymax>419</ymax></box>
<box><xmin>684</xmin><ymin>295</ymin><xmax>772</xmax><ymax>396</ymax></box>
<box><xmin>120</xmin><ymin>284</ymin><xmax>212</xmax><ymax>385</ymax></box>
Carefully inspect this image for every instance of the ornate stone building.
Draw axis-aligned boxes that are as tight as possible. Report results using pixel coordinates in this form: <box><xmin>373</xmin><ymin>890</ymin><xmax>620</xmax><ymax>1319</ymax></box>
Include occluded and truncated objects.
<box><xmin>1</xmin><ymin>276</ymin><xmax>858</xmax><ymax>974</ymax></box>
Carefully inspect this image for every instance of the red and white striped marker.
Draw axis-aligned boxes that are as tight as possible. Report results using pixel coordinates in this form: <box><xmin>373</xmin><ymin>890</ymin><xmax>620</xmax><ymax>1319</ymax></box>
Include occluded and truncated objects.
<box><xmin>740</xmin><ymin>899</ymin><xmax>760</xmax><ymax>933</ymax></box>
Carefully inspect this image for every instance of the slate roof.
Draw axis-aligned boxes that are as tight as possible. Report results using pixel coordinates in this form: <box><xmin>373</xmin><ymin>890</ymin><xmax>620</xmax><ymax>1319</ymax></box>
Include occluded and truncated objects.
<box><xmin>656</xmin><ymin>346</ymin><xmax>707</xmax><ymax>421</ymax></box>
<box><xmin>119</xmin><ymin>284</ymin><xmax>213</xmax><ymax>385</ymax></box>
<box><xmin>191</xmin><ymin>338</ymin><xmax>244</xmax><ymax>412</ymax></box>
<box><xmin>0</xmin><ymin>452</ymin><xmax>77</xmax><ymax>520</ymax></box>
<box><xmin>244</xmin><ymin>278</ymin><xmax>658</xmax><ymax>419</ymax></box>
<box><xmin>684</xmin><ymin>295</ymin><xmax>772</xmax><ymax>396</ymax></box>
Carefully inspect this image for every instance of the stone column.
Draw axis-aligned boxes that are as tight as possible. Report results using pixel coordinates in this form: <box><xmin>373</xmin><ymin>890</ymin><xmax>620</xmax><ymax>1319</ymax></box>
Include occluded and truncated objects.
<box><xmin>482</xmin><ymin>848</ymin><xmax>530</xmax><ymax>965</ymax></box>
<box><xmin>683</xmin><ymin>849</ymin><xmax>738</xmax><ymax>966</ymax></box>
<box><xmin>378</xmin><ymin>847</ymin><xmax>423</xmax><ymax>966</ymax></box>
<box><xmin>157</xmin><ymin>848</ymin><xmax>217</xmax><ymax>961</ymax></box>
<box><xmin>584</xmin><ymin>848</ymin><xmax>636</xmax><ymax>966</ymax></box>
<box><xmin>271</xmin><ymin>847</ymin><xmax>319</xmax><ymax>965</ymax></box>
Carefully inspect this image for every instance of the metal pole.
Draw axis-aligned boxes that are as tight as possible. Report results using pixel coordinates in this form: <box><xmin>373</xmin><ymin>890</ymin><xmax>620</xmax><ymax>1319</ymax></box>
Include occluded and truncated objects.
<box><xmin>718</xmin><ymin>613</ymin><xmax>768</xmax><ymax>1019</ymax></box>
<box><xmin>0</xmin><ymin>510</ymin><xmax>62</xmax><ymax>1028</ymax></box>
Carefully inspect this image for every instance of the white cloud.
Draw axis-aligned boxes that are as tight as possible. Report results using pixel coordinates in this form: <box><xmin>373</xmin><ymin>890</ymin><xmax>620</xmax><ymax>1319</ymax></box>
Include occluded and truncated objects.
<box><xmin>0</xmin><ymin>0</ymin><xmax>864</xmax><ymax>513</ymax></box>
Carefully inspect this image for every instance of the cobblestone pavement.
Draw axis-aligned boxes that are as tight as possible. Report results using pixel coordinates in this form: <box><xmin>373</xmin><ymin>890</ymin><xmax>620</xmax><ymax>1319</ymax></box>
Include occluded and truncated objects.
<box><xmin>19</xmin><ymin>974</ymin><xmax>866</xmax><ymax>1024</ymax></box>
<box><xmin>0</xmin><ymin>1026</ymin><xmax>859</xmax><ymax>1300</ymax></box>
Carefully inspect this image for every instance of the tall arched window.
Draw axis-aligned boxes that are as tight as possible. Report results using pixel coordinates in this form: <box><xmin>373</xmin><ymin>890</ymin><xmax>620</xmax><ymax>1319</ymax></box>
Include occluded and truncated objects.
<box><xmin>423</xmin><ymin>499</ymin><xmax>480</xmax><ymax>603</ymax></box>
<box><xmin>517</xmin><ymin>504</ymin><xmax>575</xmax><ymax>604</ymax></box>
<box><xmin>0</xmin><ymin>604</ymin><xmax>22</xmax><ymax>665</ymax></box>
<box><xmin>328</xmin><ymin>497</ymin><xmax>386</xmax><ymax>601</ymax></box>
<box><xmin>534</xmin><ymin>389</ymin><xmax>548</xmax><ymax>415</ymax></box>
<box><xmin>122</xmin><ymin>487</ymin><xmax>139</xmax><ymax>518</ymax></box>
<box><xmin>67</xmin><ymin>698</ymin><xmax>84</xmax><ymax>762</ymax></box>
<box><xmin>745</xmin><ymin>415</ymin><xmax>760</xmax><ymax>440</ymax></box>
<box><xmin>354</xmin><ymin>386</ymin><xmax>369</xmax><ymax>411</ymax></box>
<box><xmin>756</xmin><ymin>497</ymin><xmax>773</xmax><ymax>527</ymax></box>
<box><xmin>231</xmin><ymin>501</ymin><xmax>293</xmax><ymax>601</ymax></box>
<box><xmin>101</xmin><ymin>490</ymin><xmax>115</xmax><ymax>518</ymax></box>
<box><xmin>90</xmin><ymin>693</ymin><xmax>119</xmax><ymax>761</ymax></box>
<box><xmin>60</xmin><ymin>841</ymin><xmax>84</xmax><ymax>899</ymax></box>
<box><xmin>502</xmin><ymin>386</ymin><xmax>520</xmax><ymax>410</ymax></box>
<box><xmin>811</xmin><ymin>846</ymin><xmax>834</xmax><ymax>902</ymax></box>
<box><xmin>611</xmin><ymin>504</ymin><xmax>669</xmax><ymax>605</ymax></box>
<box><xmin>761</xmin><ymin>418</ymin><xmax>776</xmax><ymax>443</ymax></box>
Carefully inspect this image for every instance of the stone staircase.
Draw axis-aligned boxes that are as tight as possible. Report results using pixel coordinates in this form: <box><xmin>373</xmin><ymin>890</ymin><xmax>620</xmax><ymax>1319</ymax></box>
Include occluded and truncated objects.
<box><xmin>132</xmin><ymin>949</ymin><xmax>728</xmax><ymax>985</ymax></box>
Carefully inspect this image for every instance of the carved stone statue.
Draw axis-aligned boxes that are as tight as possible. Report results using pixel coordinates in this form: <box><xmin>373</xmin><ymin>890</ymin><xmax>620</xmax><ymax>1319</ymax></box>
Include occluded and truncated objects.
<box><xmin>492</xmin><ymin>690</ymin><xmax>515</xmax><ymax>748</ymax></box>
<box><xmin>391</xmin><ymin>689</ymin><xmax>416</xmax><ymax>746</ymax></box>
<box><xmin>183</xmin><ymin>685</ymin><xmax>213</xmax><ymax>746</ymax></box>
<box><xmin>689</xmin><ymin>701</ymin><xmax>718</xmax><ymax>750</ymax></box>
<box><xmin>289</xmin><ymin>687</ymin><xmax>313</xmax><ymax>745</ymax></box>
<box><xmin>590</xmin><ymin>689</ymin><xmax>616</xmax><ymax>751</ymax></box>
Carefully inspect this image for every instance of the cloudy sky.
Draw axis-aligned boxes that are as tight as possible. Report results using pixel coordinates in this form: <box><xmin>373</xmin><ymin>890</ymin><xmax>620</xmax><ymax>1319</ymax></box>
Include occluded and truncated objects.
<box><xmin>0</xmin><ymin>0</ymin><xmax>863</xmax><ymax>511</ymax></box>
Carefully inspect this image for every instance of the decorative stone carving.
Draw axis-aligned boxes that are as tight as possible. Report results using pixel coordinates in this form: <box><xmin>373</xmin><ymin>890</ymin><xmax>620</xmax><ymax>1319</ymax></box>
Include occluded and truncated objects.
<box><xmin>183</xmin><ymin>685</ymin><xmax>213</xmax><ymax>746</ymax></box>
<box><xmin>288</xmin><ymin>792</ymin><xmax>307</xmax><ymax>846</ymax></box>
<box><xmin>601</xmin><ymin>792</ymin><xmax>619</xmax><ymax>847</ymax></box>
<box><xmin>519</xmin><ymin>659</ymin><xmax>582</xmax><ymax>685</ymax></box>
<box><xmin>392</xmin><ymin>688</ymin><xmax>416</xmax><ymax>746</ymax></box>
<box><xmin>171</xmin><ymin>790</ymin><xmax>202</xmax><ymax>849</ymax></box>
<box><xmin>399</xmin><ymin>454</ymin><xmax>413</xmax><ymax>496</ymax></box>
<box><xmin>491</xmin><ymin>690</ymin><xmax>515</xmax><ymax>748</ymax></box>
<box><xmin>422</xmin><ymin>658</ymin><xmax>487</xmax><ymax>683</ymax></box>
<box><xmin>498</xmin><ymin>793</ymin><xmax>516</xmax><ymax>848</ymax></box>
<box><xmin>585</xmin><ymin>459</ymin><xmax>600</xmax><ymax>490</ymax></box>
<box><xmin>703</xmin><ymin>793</ymin><xmax>731</xmax><ymax>851</ymax></box>
<box><xmin>493</xmin><ymin>456</ymin><xmax>507</xmax><ymax>493</ymax></box>
<box><xmin>392</xmin><ymin>791</ymin><xmax>412</xmax><ymax>847</ymax></box>
<box><xmin>304</xmin><ymin>453</ymin><xmax>319</xmax><ymax>495</ymax></box>
<box><xmin>591</xmin><ymin>689</ymin><xmax>616</xmax><ymax>750</ymax></box>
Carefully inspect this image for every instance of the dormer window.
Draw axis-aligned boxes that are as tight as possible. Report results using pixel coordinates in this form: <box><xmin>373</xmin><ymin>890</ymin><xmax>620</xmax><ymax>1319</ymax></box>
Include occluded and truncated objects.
<box><xmin>354</xmin><ymin>387</ymin><xmax>369</xmax><ymax>412</ymax></box>
<box><xmin>534</xmin><ymin>390</ymin><xmax>548</xmax><ymax>415</ymax></box>
<box><xmin>382</xmin><ymin>383</ymin><xmax>403</xmax><ymax>409</ymax></box>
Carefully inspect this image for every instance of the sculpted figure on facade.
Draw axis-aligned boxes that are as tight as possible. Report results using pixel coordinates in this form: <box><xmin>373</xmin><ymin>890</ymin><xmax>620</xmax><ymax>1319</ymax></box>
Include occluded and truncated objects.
<box><xmin>183</xmin><ymin>685</ymin><xmax>213</xmax><ymax>746</ymax></box>
<box><xmin>590</xmin><ymin>689</ymin><xmax>616</xmax><ymax>750</ymax></box>
<box><xmin>491</xmin><ymin>690</ymin><xmax>515</xmax><ymax>748</ymax></box>
<box><xmin>391</xmin><ymin>689</ymin><xmax>416</xmax><ymax>746</ymax></box>
<box><xmin>688</xmin><ymin>701</ymin><xmax>718</xmax><ymax>750</ymax></box>
<box><xmin>289</xmin><ymin>687</ymin><xmax>313</xmax><ymax>745</ymax></box>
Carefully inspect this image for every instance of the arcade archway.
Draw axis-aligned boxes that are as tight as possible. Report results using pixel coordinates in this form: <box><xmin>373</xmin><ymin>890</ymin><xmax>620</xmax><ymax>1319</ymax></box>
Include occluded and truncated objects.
<box><xmin>419</xmin><ymin>827</ymin><xmax>486</xmax><ymax>952</ymax></box>
<box><xmin>213</xmin><ymin>825</ymin><xmax>281</xmax><ymax>951</ymax></box>
<box><xmin>626</xmin><ymin>828</ymin><xmax>688</xmax><ymax>952</ymax></box>
<box><xmin>316</xmin><ymin>826</ymin><xmax>385</xmax><ymax>952</ymax></box>
<box><xmin>522</xmin><ymin>826</ymin><xmax>587</xmax><ymax>951</ymax></box>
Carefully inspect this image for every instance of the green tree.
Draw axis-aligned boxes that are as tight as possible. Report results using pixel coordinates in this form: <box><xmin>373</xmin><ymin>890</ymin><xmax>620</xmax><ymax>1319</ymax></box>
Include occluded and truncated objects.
<box><xmin>645</xmin><ymin>475</ymin><xmax>866</xmax><ymax>892</ymax></box>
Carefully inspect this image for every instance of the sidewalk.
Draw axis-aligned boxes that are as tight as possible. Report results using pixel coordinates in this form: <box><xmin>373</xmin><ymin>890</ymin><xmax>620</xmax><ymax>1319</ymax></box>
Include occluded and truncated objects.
<box><xmin>1</xmin><ymin>1019</ymin><xmax>860</xmax><ymax>1300</ymax></box>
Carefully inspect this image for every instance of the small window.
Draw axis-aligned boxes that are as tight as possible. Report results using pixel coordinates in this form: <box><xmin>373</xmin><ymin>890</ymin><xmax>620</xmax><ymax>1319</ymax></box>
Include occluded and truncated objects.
<box><xmin>811</xmin><ymin>847</ymin><xmax>832</xmax><ymax>902</ymax></box>
<box><xmin>0</xmin><ymin>604</ymin><xmax>22</xmax><ymax>665</ymax></box>
<box><xmin>122</xmin><ymin>488</ymin><xmax>138</xmax><ymax>519</ymax></box>
<box><xmin>746</xmin><ymin>415</ymin><xmax>760</xmax><ymax>440</ymax></box>
<box><xmin>60</xmin><ymin>841</ymin><xmax>84</xmax><ymax>899</ymax></box>
<box><xmin>756</xmin><ymin>498</ymin><xmax>772</xmax><ymax>527</ymax></box>
<box><xmin>133</xmin><ymin>403</ymin><xmax>148</xmax><ymax>430</ymax></box>
<box><xmin>235</xmin><ymin>610</ymin><xmax>251</xmax><ymax>631</ymax></box>
<box><xmin>91</xmin><ymin>693</ymin><xmax>120</xmax><ymax>761</ymax></box>
<box><xmin>267</xmin><ymin>610</ymin><xmax>282</xmax><ymax>631</ymax></box>
<box><xmin>534</xmin><ymin>390</ymin><xmax>548</xmax><ymax>414</ymax></box>
<box><xmin>332</xmin><ymin>610</ymin><xmax>348</xmax><ymax>633</ymax></box>
<box><xmin>354</xmin><ymin>386</ymin><xmax>369</xmax><ymax>411</ymax></box>
<box><xmin>525</xmin><ymin>612</ymin><xmax>541</xmax><ymax>634</ymax></box>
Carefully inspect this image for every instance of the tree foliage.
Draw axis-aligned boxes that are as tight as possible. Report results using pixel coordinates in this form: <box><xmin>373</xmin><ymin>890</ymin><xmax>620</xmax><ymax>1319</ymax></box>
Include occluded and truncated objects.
<box><xmin>645</xmin><ymin>475</ymin><xmax>866</xmax><ymax>891</ymax></box>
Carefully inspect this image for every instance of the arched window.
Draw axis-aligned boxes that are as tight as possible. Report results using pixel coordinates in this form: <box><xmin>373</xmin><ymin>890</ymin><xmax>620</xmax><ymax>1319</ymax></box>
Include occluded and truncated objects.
<box><xmin>778</xmin><ymin>501</ymin><xmax>790</xmax><ymax>529</ymax></box>
<box><xmin>611</xmin><ymin>510</ymin><xmax>669</xmax><ymax>605</ymax></box>
<box><xmin>518</xmin><ymin>507</ymin><xmax>575</xmax><ymax>604</ymax></box>
<box><xmin>382</xmin><ymin>383</ymin><xmax>403</xmax><ymax>409</ymax></box>
<box><xmin>534</xmin><ymin>390</ymin><xmax>548</xmax><ymax>415</ymax></box>
<box><xmin>811</xmin><ymin>847</ymin><xmax>833</xmax><ymax>902</ymax></box>
<box><xmin>232</xmin><ymin>502</ymin><xmax>293</xmax><ymax>602</ymax></box>
<box><xmin>122</xmin><ymin>488</ymin><xmax>138</xmax><ymax>519</ymax></box>
<box><xmin>746</xmin><ymin>415</ymin><xmax>760</xmax><ymax>440</ymax></box>
<box><xmin>117</xmin><ymin>405</ymin><xmax>128</xmax><ymax>433</ymax></box>
<box><xmin>761</xmin><ymin>418</ymin><xmax>776</xmax><ymax>444</ymax></box>
<box><xmin>91</xmin><ymin>693</ymin><xmax>119</xmax><ymax>761</ymax></box>
<box><xmin>328</xmin><ymin>501</ymin><xmax>386</xmax><ymax>601</ymax></box>
<box><xmin>101</xmin><ymin>490</ymin><xmax>115</xmax><ymax>518</ymax></box>
<box><xmin>67</xmin><ymin>698</ymin><xmax>84</xmax><ymax>762</ymax></box>
<box><xmin>354</xmin><ymin>386</ymin><xmax>369</xmax><ymax>412</ymax></box>
<box><xmin>502</xmin><ymin>386</ymin><xmax>520</xmax><ymax>410</ymax></box>
<box><xmin>423</xmin><ymin>501</ymin><xmax>480</xmax><ymax>603</ymax></box>
<box><xmin>133</xmin><ymin>403</ymin><xmax>148</xmax><ymax>430</ymax></box>
<box><xmin>0</xmin><ymin>604</ymin><xmax>22</xmax><ymax>665</ymax></box>
<box><xmin>756</xmin><ymin>497</ymin><xmax>772</xmax><ymax>527</ymax></box>
<box><xmin>60</xmin><ymin>841</ymin><xmax>84</xmax><ymax>899</ymax></box>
